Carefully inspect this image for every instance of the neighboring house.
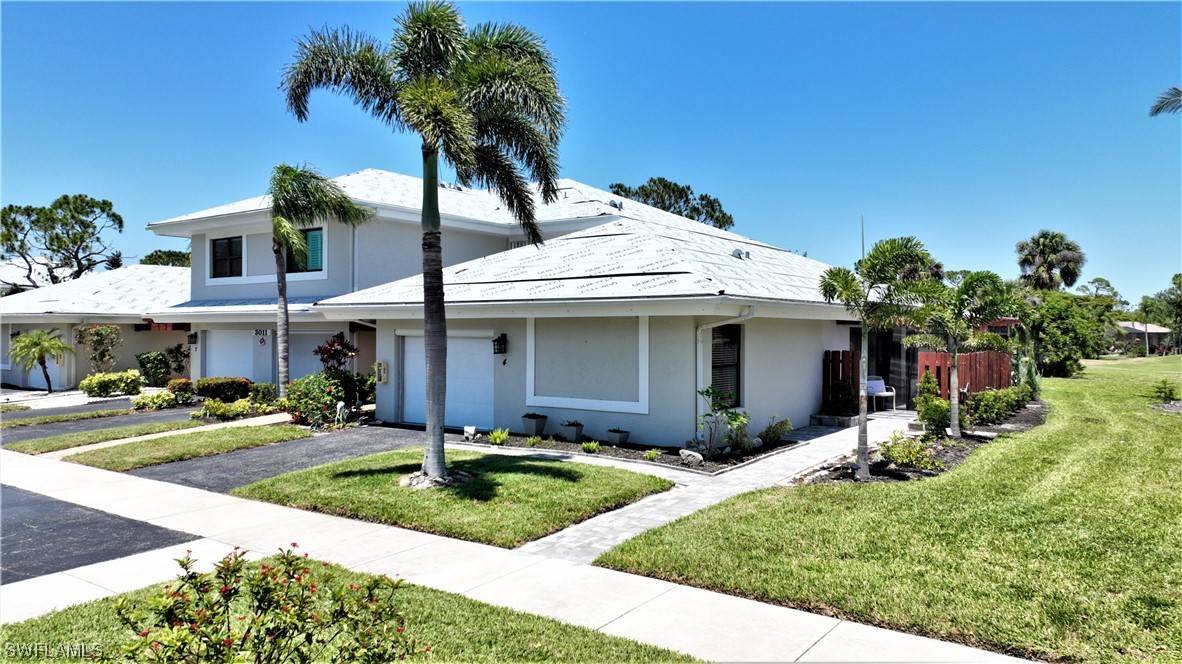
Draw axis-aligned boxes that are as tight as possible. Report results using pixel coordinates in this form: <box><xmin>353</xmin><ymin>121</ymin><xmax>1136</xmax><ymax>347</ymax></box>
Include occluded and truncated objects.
<box><xmin>1115</xmin><ymin>321</ymin><xmax>1172</xmax><ymax>351</ymax></box>
<box><xmin>315</xmin><ymin>215</ymin><xmax>855</xmax><ymax>446</ymax></box>
<box><xmin>1</xmin><ymin>265</ymin><xmax>190</xmax><ymax>389</ymax></box>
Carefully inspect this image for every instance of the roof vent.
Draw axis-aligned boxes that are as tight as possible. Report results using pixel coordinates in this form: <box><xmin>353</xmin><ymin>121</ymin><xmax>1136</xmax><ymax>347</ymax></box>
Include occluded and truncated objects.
<box><xmin>608</xmin><ymin>200</ymin><xmax>621</xmax><ymax>210</ymax></box>
<box><xmin>745</xmin><ymin>251</ymin><xmax>751</xmax><ymax>259</ymax></box>
<box><xmin>732</xmin><ymin>249</ymin><xmax>744</xmax><ymax>259</ymax></box>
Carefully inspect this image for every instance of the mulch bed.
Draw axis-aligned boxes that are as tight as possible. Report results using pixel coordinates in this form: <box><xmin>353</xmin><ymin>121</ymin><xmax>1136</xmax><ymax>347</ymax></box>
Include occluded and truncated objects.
<box><xmin>462</xmin><ymin>433</ymin><xmax>803</xmax><ymax>474</ymax></box>
<box><xmin>1151</xmin><ymin>400</ymin><xmax>1182</xmax><ymax>413</ymax></box>
<box><xmin>797</xmin><ymin>401</ymin><xmax>1048</xmax><ymax>485</ymax></box>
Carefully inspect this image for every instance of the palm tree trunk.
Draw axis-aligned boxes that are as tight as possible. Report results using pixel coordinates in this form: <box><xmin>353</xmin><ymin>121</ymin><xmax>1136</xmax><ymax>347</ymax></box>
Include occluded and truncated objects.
<box><xmin>39</xmin><ymin>358</ymin><xmax>53</xmax><ymax>394</ymax></box>
<box><xmin>421</xmin><ymin>145</ymin><xmax>449</xmax><ymax>479</ymax></box>
<box><xmin>275</xmin><ymin>240</ymin><xmax>290</xmax><ymax>398</ymax></box>
<box><xmin>856</xmin><ymin>324</ymin><xmax>870</xmax><ymax>481</ymax></box>
<box><xmin>949</xmin><ymin>349</ymin><xmax>961</xmax><ymax>438</ymax></box>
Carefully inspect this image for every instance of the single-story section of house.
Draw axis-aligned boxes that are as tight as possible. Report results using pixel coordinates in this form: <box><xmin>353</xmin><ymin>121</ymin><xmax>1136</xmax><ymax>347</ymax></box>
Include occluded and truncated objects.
<box><xmin>1114</xmin><ymin>321</ymin><xmax>1173</xmax><ymax>352</ymax></box>
<box><xmin>315</xmin><ymin>215</ymin><xmax>857</xmax><ymax>447</ymax></box>
<box><xmin>1</xmin><ymin>265</ymin><xmax>191</xmax><ymax>390</ymax></box>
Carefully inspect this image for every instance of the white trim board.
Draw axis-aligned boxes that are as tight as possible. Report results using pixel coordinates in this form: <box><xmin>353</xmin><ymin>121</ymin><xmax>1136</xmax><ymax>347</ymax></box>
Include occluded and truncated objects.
<box><xmin>525</xmin><ymin>316</ymin><xmax>649</xmax><ymax>415</ymax></box>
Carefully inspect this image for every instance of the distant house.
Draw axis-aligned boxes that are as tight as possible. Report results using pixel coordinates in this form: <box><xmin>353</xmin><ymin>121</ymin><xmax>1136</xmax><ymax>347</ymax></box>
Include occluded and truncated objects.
<box><xmin>1</xmin><ymin>265</ymin><xmax>190</xmax><ymax>389</ymax></box>
<box><xmin>1115</xmin><ymin>321</ymin><xmax>1172</xmax><ymax>352</ymax></box>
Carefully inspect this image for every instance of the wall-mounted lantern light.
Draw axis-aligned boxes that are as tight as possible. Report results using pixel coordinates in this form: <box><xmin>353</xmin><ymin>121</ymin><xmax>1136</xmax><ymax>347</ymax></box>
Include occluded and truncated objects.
<box><xmin>187</xmin><ymin>333</ymin><xmax>199</xmax><ymax>346</ymax></box>
<box><xmin>492</xmin><ymin>333</ymin><xmax>508</xmax><ymax>355</ymax></box>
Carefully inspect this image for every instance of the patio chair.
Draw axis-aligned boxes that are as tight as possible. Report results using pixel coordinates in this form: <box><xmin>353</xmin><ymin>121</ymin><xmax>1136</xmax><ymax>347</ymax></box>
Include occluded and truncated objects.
<box><xmin>866</xmin><ymin>375</ymin><xmax>896</xmax><ymax>411</ymax></box>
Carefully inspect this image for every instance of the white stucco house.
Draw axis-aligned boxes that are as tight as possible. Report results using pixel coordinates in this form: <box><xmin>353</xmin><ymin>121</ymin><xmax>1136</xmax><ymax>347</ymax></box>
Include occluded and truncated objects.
<box><xmin>1</xmin><ymin>265</ymin><xmax>191</xmax><ymax>389</ymax></box>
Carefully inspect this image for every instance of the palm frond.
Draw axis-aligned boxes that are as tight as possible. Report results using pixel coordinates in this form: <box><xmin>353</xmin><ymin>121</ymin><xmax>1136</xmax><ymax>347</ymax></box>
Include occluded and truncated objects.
<box><xmin>1149</xmin><ymin>86</ymin><xmax>1182</xmax><ymax>116</ymax></box>
<box><xmin>818</xmin><ymin>267</ymin><xmax>864</xmax><ymax>314</ymax></box>
<box><xmin>391</xmin><ymin>0</ymin><xmax>469</xmax><ymax>80</ymax></box>
<box><xmin>473</xmin><ymin>110</ymin><xmax>560</xmax><ymax>202</ymax></box>
<box><xmin>466</xmin><ymin>143</ymin><xmax>540</xmax><ymax>243</ymax></box>
<box><xmin>268</xmin><ymin>163</ymin><xmax>373</xmax><ymax>232</ymax></box>
<box><xmin>902</xmin><ymin>334</ymin><xmax>945</xmax><ymax>351</ymax></box>
<box><xmin>463</xmin><ymin>27</ymin><xmax>565</xmax><ymax>143</ymax></box>
<box><xmin>282</xmin><ymin>26</ymin><xmax>403</xmax><ymax>127</ymax></box>
<box><xmin>399</xmin><ymin>78</ymin><xmax>477</xmax><ymax>171</ymax></box>
<box><xmin>272</xmin><ymin>216</ymin><xmax>308</xmax><ymax>267</ymax></box>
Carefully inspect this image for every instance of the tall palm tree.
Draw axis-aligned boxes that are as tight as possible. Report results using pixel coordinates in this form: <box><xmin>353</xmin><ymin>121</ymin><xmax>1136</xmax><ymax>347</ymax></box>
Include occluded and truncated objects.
<box><xmin>1015</xmin><ymin>229</ymin><xmax>1086</xmax><ymax>291</ymax></box>
<box><xmin>819</xmin><ymin>237</ymin><xmax>939</xmax><ymax>480</ymax></box>
<box><xmin>268</xmin><ymin>164</ymin><xmax>372</xmax><ymax>397</ymax></box>
<box><xmin>9</xmin><ymin>328</ymin><xmax>73</xmax><ymax>394</ymax></box>
<box><xmin>1149</xmin><ymin>86</ymin><xmax>1182</xmax><ymax>116</ymax></box>
<box><xmin>903</xmin><ymin>270</ymin><xmax>1011</xmax><ymax>438</ymax></box>
<box><xmin>282</xmin><ymin>1</ymin><xmax>565</xmax><ymax>482</ymax></box>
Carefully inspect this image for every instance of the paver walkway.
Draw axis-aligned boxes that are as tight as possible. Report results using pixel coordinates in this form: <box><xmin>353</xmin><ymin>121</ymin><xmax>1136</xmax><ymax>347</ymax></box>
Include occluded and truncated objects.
<box><xmin>0</xmin><ymin>447</ymin><xmax>1020</xmax><ymax>662</ymax></box>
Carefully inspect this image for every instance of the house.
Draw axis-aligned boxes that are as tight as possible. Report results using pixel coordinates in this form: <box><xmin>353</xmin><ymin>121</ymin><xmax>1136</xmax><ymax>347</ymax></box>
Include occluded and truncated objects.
<box><xmin>1</xmin><ymin>265</ymin><xmax>190</xmax><ymax>389</ymax></box>
<box><xmin>1115</xmin><ymin>321</ymin><xmax>1172</xmax><ymax>352</ymax></box>
<box><xmin>314</xmin><ymin>215</ymin><xmax>857</xmax><ymax>446</ymax></box>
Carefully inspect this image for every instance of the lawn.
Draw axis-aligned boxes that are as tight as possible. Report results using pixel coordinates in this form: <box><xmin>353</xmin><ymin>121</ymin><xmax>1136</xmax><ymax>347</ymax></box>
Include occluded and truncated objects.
<box><xmin>0</xmin><ymin>408</ymin><xmax>132</xmax><ymax>428</ymax></box>
<box><xmin>64</xmin><ymin>425</ymin><xmax>309</xmax><ymax>471</ymax></box>
<box><xmin>597</xmin><ymin>356</ymin><xmax>1182</xmax><ymax>663</ymax></box>
<box><xmin>0</xmin><ymin>403</ymin><xmax>31</xmax><ymax>413</ymax></box>
<box><xmin>5</xmin><ymin>419</ymin><xmax>204</xmax><ymax>454</ymax></box>
<box><xmin>0</xmin><ymin>558</ymin><xmax>693</xmax><ymax>663</ymax></box>
<box><xmin>233</xmin><ymin>447</ymin><xmax>674</xmax><ymax>548</ymax></box>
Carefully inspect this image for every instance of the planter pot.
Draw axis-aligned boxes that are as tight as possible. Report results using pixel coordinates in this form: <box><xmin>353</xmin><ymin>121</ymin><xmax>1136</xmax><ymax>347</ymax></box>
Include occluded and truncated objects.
<box><xmin>521</xmin><ymin>416</ymin><xmax>548</xmax><ymax>437</ymax></box>
<box><xmin>606</xmin><ymin>430</ymin><xmax>630</xmax><ymax>445</ymax></box>
<box><xmin>561</xmin><ymin>424</ymin><xmax>584</xmax><ymax>443</ymax></box>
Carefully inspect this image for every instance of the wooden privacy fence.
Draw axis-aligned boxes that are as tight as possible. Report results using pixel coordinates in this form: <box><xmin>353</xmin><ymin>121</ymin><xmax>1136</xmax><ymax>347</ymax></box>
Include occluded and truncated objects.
<box><xmin>821</xmin><ymin>350</ymin><xmax>860</xmax><ymax>413</ymax></box>
<box><xmin>917</xmin><ymin>350</ymin><xmax>1012</xmax><ymax>400</ymax></box>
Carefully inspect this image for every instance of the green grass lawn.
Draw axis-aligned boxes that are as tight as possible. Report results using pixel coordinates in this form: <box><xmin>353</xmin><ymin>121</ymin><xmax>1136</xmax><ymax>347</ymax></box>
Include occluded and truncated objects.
<box><xmin>6</xmin><ymin>419</ymin><xmax>203</xmax><ymax>454</ymax></box>
<box><xmin>64</xmin><ymin>425</ymin><xmax>309</xmax><ymax>471</ymax></box>
<box><xmin>0</xmin><ymin>559</ymin><xmax>693</xmax><ymax>663</ymax></box>
<box><xmin>0</xmin><ymin>408</ymin><xmax>133</xmax><ymax>428</ymax></box>
<box><xmin>597</xmin><ymin>356</ymin><xmax>1182</xmax><ymax>663</ymax></box>
<box><xmin>233</xmin><ymin>447</ymin><xmax>674</xmax><ymax>548</ymax></box>
<box><xmin>0</xmin><ymin>403</ymin><xmax>31</xmax><ymax>413</ymax></box>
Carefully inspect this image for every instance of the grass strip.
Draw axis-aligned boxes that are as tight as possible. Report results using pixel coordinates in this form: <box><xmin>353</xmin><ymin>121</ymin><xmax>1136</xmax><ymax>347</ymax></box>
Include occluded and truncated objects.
<box><xmin>64</xmin><ymin>425</ymin><xmax>308</xmax><ymax>472</ymax></box>
<box><xmin>5</xmin><ymin>419</ymin><xmax>204</xmax><ymax>454</ymax></box>
<box><xmin>0</xmin><ymin>403</ymin><xmax>31</xmax><ymax>413</ymax></box>
<box><xmin>0</xmin><ymin>557</ymin><xmax>694</xmax><ymax>663</ymax></box>
<box><xmin>0</xmin><ymin>408</ymin><xmax>132</xmax><ymax>428</ymax></box>
<box><xmin>234</xmin><ymin>447</ymin><xmax>674</xmax><ymax>548</ymax></box>
<box><xmin>596</xmin><ymin>356</ymin><xmax>1182</xmax><ymax>663</ymax></box>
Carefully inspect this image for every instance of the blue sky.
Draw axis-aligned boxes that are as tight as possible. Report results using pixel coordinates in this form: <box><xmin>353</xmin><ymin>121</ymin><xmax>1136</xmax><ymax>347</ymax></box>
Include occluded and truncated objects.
<box><xmin>3</xmin><ymin>1</ymin><xmax>1179</xmax><ymax>303</ymax></box>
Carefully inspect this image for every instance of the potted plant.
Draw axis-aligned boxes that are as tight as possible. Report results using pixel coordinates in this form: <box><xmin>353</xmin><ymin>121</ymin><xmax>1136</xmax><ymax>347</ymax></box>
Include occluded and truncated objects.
<box><xmin>606</xmin><ymin>427</ymin><xmax>630</xmax><ymax>445</ymax></box>
<box><xmin>521</xmin><ymin>412</ymin><xmax>548</xmax><ymax>437</ymax></box>
<box><xmin>560</xmin><ymin>419</ymin><xmax>584</xmax><ymax>443</ymax></box>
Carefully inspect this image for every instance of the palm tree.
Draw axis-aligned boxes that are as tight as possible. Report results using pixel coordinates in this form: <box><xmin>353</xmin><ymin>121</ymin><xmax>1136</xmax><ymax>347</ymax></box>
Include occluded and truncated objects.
<box><xmin>1015</xmin><ymin>230</ymin><xmax>1086</xmax><ymax>291</ymax></box>
<box><xmin>1150</xmin><ymin>86</ymin><xmax>1182</xmax><ymax>116</ymax></box>
<box><xmin>819</xmin><ymin>237</ymin><xmax>939</xmax><ymax>480</ymax></box>
<box><xmin>903</xmin><ymin>270</ymin><xmax>1011</xmax><ymax>438</ymax></box>
<box><xmin>282</xmin><ymin>1</ymin><xmax>565</xmax><ymax>482</ymax></box>
<box><xmin>9</xmin><ymin>328</ymin><xmax>73</xmax><ymax>393</ymax></box>
<box><xmin>268</xmin><ymin>164</ymin><xmax>372</xmax><ymax>397</ymax></box>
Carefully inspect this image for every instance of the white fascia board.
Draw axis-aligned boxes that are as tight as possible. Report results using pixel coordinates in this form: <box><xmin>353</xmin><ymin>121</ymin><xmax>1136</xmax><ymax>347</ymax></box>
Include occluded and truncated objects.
<box><xmin>147</xmin><ymin>209</ymin><xmax>272</xmax><ymax>238</ymax></box>
<box><xmin>145</xmin><ymin>309</ymin><xmax>327</xmax><ymax>324</ymax></box>
<box><xmin>1</xmin><ymin>314</ymin><xmax>142</xmax><ymax>325</ymax></box>
<box><xmin>315</xmin><ymin>297</ymin><xmax>849</xmax><ymax>321</ymax></box>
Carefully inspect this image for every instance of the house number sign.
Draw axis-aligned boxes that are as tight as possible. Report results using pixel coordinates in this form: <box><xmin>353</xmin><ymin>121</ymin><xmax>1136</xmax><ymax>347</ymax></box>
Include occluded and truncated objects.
<box><xmin>255</xmin><ymin>329</ymin><xmax>269</xmax><ymax>346</ymax></box>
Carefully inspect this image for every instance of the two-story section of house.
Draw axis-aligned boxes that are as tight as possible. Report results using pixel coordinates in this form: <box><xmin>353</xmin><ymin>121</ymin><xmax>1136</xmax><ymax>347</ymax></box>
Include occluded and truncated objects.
<box><xmin>144</xmin><ymin>168</ymin><xmax>628</xmax><ymax>384</ymax></box>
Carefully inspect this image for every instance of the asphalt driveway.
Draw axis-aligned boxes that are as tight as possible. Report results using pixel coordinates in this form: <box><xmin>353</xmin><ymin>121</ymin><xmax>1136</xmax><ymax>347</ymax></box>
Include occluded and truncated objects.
<box><xmin>1</xmin><ymin>407</ymin><xmax>198</xmax><ymax>444</ymax></box>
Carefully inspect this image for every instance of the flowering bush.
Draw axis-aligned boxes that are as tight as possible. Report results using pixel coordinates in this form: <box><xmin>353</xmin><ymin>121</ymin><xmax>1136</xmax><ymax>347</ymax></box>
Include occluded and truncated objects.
<box><xmin>196</xmin><ymin>376</ymin><xmax>253</xmax><ymax>402</ymax></box>
<box><xmin>108</xmin><ymin>545</ymin><xmax>420</xmax><ymax>663</ymax></box>
<box><xmin>167</xmin><ymin>378</ymin><xmax>195</xmax><ymax>405</ymax></box>
<box><xmin>286</xmin><ymin>372</ymin><xmax>345</xmax><ymax>429</ymax></box>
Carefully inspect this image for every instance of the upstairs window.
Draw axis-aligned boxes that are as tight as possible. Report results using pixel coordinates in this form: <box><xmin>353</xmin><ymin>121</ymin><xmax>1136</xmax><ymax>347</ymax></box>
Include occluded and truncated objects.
<box><xmin>211</xmin><ymin>237</ymin><xmax>242</xmax><ymax>278</ymax></box>
<box><xmin>286</xmin><ymin>228</ymin><xmax>323</xmax><ymax>273</ymax></box>
<box><xmin>711</xmin><ymin>324</ymin><xmax>742</xmax><ymax>407</ymax></box>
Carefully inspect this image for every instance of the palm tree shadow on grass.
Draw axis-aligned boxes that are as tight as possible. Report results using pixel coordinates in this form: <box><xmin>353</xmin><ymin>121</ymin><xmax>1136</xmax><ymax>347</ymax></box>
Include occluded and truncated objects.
<box><xmin>331</xmin><ymin>456</ymin><xmax>585</xmax><ymax>502</ymax></box>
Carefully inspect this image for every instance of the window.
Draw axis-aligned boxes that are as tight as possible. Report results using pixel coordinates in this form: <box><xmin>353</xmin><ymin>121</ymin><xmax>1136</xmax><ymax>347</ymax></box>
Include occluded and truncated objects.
<box><xmin>286</xmin><ymin>228</ymin><xmax>323</xmax><ymax>273</ymax></box>
<box><xmin>211</xmin><ymin>237</ymin><xmax>243</xmax><ymax>278</ymax></box>
<box><xmin>711</xmin><ymin>324</ymin><xmax>742</xmax><ymax>406</ymax></box>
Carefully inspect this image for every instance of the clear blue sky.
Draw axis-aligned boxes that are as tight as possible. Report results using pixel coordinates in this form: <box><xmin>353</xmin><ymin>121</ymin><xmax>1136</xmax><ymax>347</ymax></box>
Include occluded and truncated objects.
<box><xmin>3</xmin><ymin>1</ymin><xmax>1179</xmax><ymax>303</ymax></box>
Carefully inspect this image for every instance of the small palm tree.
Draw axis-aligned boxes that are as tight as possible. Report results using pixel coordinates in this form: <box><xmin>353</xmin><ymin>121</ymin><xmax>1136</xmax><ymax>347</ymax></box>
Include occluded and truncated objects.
<box><xmin>282</xmin><ymin>0</ymin><xmax>565</xmax><ymax>482</ymax></box>
<box><xmin>1149</xmin><ymin>86</ymin><xmax>1182</xmax><ymax>116</ymax></box>
<box><xmin>1015</xmin><ymin>230</ymin><xmax>1086</xmax><ymax>291</ymax></box>
<box><xmin>9</xmin><ymin>328</ymin><xmax>73</xmax><ymax>393</ymax></box>
<box><xmin>903</xmin><ymin>270</ymin><xmax>1012</xmax><ymax>438</ymax></box>
<box><xmin>268</xmin><ymin>164</ymin><xmax>372</xmax><ymax>397</ymax></box>
<box><xmin>819</xmin><ymin>237</ymin><xmax>939</xmax><ymax>480</ymax></box>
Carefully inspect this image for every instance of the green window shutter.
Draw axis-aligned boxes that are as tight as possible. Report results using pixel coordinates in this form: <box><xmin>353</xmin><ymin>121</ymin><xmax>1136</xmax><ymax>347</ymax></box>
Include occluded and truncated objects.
<box><xmin>305</xmin><ymin>229</ymin><xmax>323</xmax><ymax>271</ymax></box>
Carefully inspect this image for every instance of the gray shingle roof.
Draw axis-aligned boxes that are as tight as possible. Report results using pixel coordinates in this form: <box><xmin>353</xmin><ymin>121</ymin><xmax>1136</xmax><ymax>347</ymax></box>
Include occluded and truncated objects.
<box><xmin>0</xmin><ymin>265</ymin><xmax>189</xmax><ymax>318</ymax></box>
<box><xmin>1117</xmin><ymin>321</ymin><xmax>1171</xmax><ymax>334</ymax></box>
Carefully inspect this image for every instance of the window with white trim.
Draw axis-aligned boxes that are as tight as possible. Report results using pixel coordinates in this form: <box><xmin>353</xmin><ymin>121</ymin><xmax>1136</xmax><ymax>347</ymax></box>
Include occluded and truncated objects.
<box><xmin>711</xmin><ymin>324</ymin><xmax>741</xmax><ymax>407</ymax></box>
<box><xmin>286</xmin><ymin>228</ymin><xmax>323</xmax><ymax>273</ymax></box>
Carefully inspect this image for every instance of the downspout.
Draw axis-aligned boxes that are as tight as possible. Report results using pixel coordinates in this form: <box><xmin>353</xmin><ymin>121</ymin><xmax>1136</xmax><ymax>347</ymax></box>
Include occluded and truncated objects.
<box><xmin>694</xmin><ymin>305</ymin><xmax>756</xmax><ymax>439</ymax></box>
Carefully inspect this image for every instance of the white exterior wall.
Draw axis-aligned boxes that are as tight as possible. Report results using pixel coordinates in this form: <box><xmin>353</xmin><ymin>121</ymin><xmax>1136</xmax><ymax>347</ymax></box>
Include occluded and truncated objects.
<box><xmin>739</xmin><ymin>318</ymin><xmax>832</xmax><ymax>432</ymax></box>
<box><xmin>0</xmin><ymin>323</ymin><xmax>187</xmax><ymax>389</ymax></box>
<box><xmin>191</xmin><ymin>322</ymin><xmax>346</xmax><ymax>385</ymax></box>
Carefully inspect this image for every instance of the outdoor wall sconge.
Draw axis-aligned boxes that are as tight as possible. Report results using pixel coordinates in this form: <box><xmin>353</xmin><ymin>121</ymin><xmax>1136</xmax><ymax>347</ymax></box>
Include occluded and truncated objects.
<box><xmin>492</xmin><ymin>333</ymin><xmax>508</xmax><ymax>354</ymax></box>
<box><xmin>187</xmin><ymin>333</ymin><xmax>199</xmax><ymax>346</ymax></box>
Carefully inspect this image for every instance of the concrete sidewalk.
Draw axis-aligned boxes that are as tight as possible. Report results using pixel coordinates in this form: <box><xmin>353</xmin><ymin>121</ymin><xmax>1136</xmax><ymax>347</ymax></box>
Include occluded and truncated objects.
<box><xmin>0</xmin><ymin>449</ymin><xmax>1020</xmax><ymax>662</ymax></box>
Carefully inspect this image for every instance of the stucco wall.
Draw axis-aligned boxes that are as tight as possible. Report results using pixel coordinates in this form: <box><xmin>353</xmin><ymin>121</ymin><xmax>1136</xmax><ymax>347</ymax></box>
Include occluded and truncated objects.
<box><xmin>190</xmin><ymin>223</ymin><xmax>355</xmax><ymax>301</ymax></box>
<box><xmin>740</xmin><ymin>318</ymin><xmax>830</xmax><ymax>432</ymax></box>
<box><xmin>534</xmin><ymin>317</ymin><xmax>639</xmax><ymax>401</ymax></box>
<box><xmin>354</xmin><ymin>223</ymin><xmax>507</xmax><ymax>291</ymax></box>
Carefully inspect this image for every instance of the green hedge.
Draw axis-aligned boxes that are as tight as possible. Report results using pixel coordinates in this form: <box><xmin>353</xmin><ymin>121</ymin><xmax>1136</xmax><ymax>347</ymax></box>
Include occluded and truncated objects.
<box><xmin>79</xmin><ymin>370</ymin><xmax>144</xmax><ymax>398</ymax></box>
<box><xmin>195</xmin><ymin>376</ymin><xmax>252</xmax><ymax>402</ymax></box>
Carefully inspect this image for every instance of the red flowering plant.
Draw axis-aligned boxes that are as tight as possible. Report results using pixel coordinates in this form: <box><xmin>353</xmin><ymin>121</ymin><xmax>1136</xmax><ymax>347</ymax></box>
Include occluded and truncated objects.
<box><xmin>285</xmin><ymin>371</ymin><xmax>345</xmax><ymax>429</ymax></box>
<box><xmin>108</xmin><ymin>545</ymin><xmax>420</xmax><ymax>663</ymax></box>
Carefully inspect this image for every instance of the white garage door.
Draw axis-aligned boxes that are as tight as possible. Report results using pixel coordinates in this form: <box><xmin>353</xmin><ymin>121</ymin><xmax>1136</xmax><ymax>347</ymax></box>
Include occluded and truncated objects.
<box><xmin>402</xmin><ymin>336</ymin><xmax>493</xmax><ymax>429</ymax></box>
<box><xmin>206</xmin><ymin>330</ymin><xmax>256</xmax><ymax>380</ymax></box>
<box><xmin>289</xmin><ymin>333</ymin><xmax>331</xmax><ymax>381</ymax></box>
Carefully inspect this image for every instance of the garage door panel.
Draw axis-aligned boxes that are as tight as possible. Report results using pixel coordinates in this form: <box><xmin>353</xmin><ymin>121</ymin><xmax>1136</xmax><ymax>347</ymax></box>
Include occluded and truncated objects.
<box><xmin>206</xmin><ymin>330</ymin><xmax>254</xmax><ymax>380</ymax></box>
<box><xmin>402</xmin><ymin>336</ymin><xmax>493</xmax><ymax>429</ymax></box>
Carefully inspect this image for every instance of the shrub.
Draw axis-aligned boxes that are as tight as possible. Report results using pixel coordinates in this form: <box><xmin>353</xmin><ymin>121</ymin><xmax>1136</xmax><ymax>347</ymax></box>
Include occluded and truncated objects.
<box><xmin>132</xmin><ymin>391</ymin><xmax>178</xmax><ymax>411</ymax></box>
<box><xmin>581</xmin><ymin>440</ymin><xmax>601</xmax><ymax>454</ymax></box>
<box><xmin>644</xmin><ymin>448</ymin><xmax>661</xmax><ymax>461</ymax></box>
<box><xmin>111</xmin><ymin>546</ymin><xmax>416</xmax><ymax>663</ymax></box>
<box><xmin>1153</xmin><ymin>379</ymin><xmax>1180</xmax><ymax>404</ymax></box>
<box><xmin>488</xmin><ymin>427</ymin><xmax>509</xmax><ymax>445</ymax></box>
<box><xmin>525</xmin><ymin>436</ymin><xmax>541</xmax><ymax>447</ymax></box>
<box><xmin>194</xmin><ymin>398</ymin><xmax>252</xmax><ymax>421</ymax></box>
<box><xmin>79</xmin><ymin>369</ymin><xmax>144</xmax><ymax>397</ymax></box>
<box><xmin>313</xmin><ymin>335</ymin><xmax>358</xmax><ymax>372</ymax></box>
<box><xmin>73</xmin><ymin>323</ymin><xmax>123</xmax><ymax>373</ymax></box>
<box><xmin>250</xmin><ymin>382</ymin><xmax>277</xmax><ymax>405</ymax></box>
<box><xmin>136</xmin><ymin>351</ymin><xmax>172</xmax><ymax>387</ymax></box>
<box><xmin>164</xmin><ymin>343</ymin><xmax>190</xmax><ymax>375</ymax></box>
<box><xmin>758</xmin><ymin>415</ymin><xmax>792</xmax><ymax>444</ymax></box>
<box><xmin>1037</xmin><ymin>292</ymin><xmax>1107</xmax><ymax>377</ymax></box>
<box><xmin>167</xmin><ymin>378</ymin><xmax>195</xmax><ymax>404</ymax></box>
<box><xmin>358</xmin><ymin>372</ymin><xmax>377</xmax><ymax>405</ymax></box>
<box><xmin>560</xmin><ymin>419</ymin><xmax>582</xmax><ymax>427</ymax></box>
<box><xmin>880</xmin><ymin>430</ymin><xmax>943</xmax><ymax>471</ymax></box>
<box><xmin>967</xmin><ymin>385</ymin><xmax>1033</xmax><ymax>425</ymax></box>
<box><xmin>286</xmin><ymin>372</ymin><xmax>345</xmax><ymax>429</ymax></box>
<box><xmin>196</xmin><ymin>376</ymin><xmax>253</xmax><ymax>402</ymax></box>
<box><xmin>722</xmin><ymin>410</ymin><xmax>750</xmax><ymax>449</ymax></box>
<box><xmin>695</xmin><ymin>386</ymin><xmax>746</xmax><ymax>459</ymax></box>
<box><xmin>1123</xmin><ymin>340</ymin><xmax>1148</xmax><ymax>357</ymax></box>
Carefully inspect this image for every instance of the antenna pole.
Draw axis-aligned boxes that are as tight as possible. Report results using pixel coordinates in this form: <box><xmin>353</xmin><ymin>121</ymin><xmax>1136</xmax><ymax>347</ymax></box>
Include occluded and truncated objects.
<box><xmin>860</xmin><ymin>214</ymin><xmax>865</xmax><ymax>259</ymax></box>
